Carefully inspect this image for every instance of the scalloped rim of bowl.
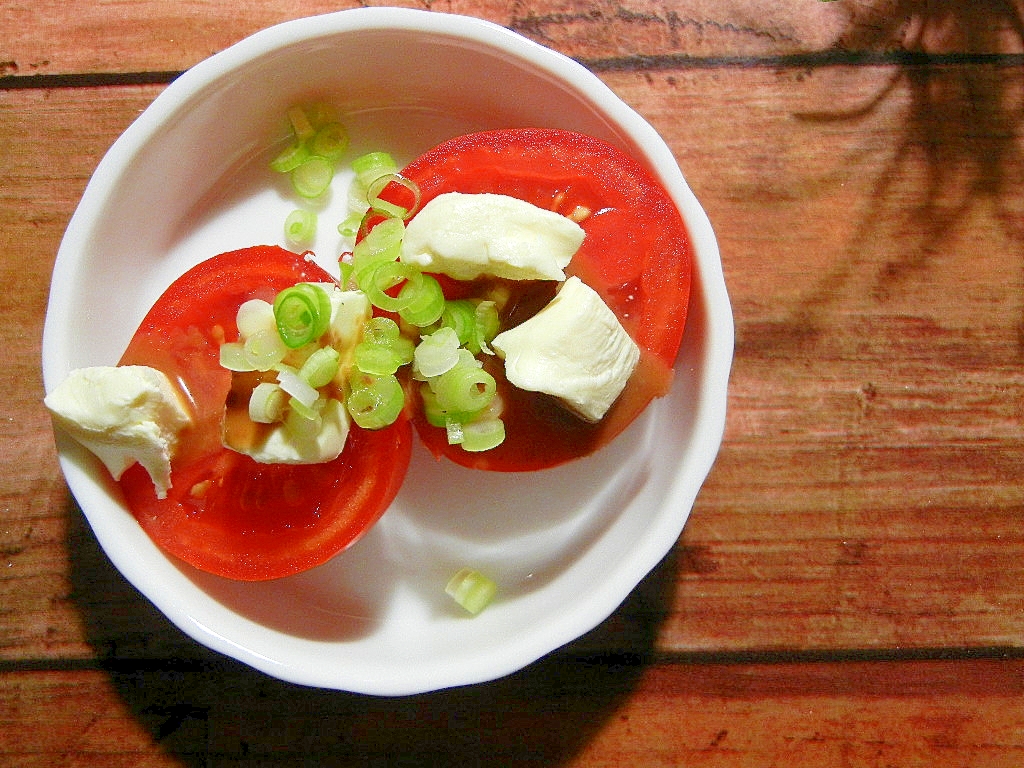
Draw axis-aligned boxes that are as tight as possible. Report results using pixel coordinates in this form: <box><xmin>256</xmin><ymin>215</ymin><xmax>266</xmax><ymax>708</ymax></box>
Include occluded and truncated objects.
<box><xmin>42</xmin><ymin>7</ymin><xmax>733</xmax><ymax>695</ymax></box>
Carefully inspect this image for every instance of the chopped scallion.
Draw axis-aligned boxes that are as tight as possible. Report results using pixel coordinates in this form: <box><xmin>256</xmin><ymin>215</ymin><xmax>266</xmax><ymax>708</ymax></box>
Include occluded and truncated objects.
<box><xmin>414</xmin><ymin>327</ymin><xmax>461</xmax><ymax>378</ymax></box>
<box><xmin>366</xmin><ymin>173</ymin><xmax>422</xmax><ymax>220</ymax></box>
<box><xmin>291</xmin><ymin>155</ymin><xmax>334</xmax><ymax>199</ymax></box>
<box><xmin>276</xmin><ymin>366</ymin><xmax>320</xmax><ymax>409</ymax></box>
<box><xmin>432</xmin><ymin>363</ymin><xmax>496</xmax><ymax>414</ymax></box>
<box><xmin>445</xmin><ymin>568</ymin><xmax>497</xmax><ymax>615</ymax></box>
<box><xmin>249</xmin><ymin>382</ymin><xmax>286</xmax><ymax>423</ymax></box>
<box><xmin>299</xmin><ymin>345</ymin><xmax>341</xmax><ymax>388</ymax></box>
<box><xmin>219</xmin><ymin>341</ymin><xmax>255</xmax><ymax>372</ymax></box>
<box><xmin>235</xmin><ymin>299</ymin><xmax>276</xmax><ymax>339</ymax></box>
<box><xmin>269</xmin><ymin>142</ymin><xmax>310</xmax><ymax>174</ymax></box>
<box><xmin>346</xmin><ymin>373</ymin><xmax>405</xmax><ymax>429</ymax></box>
<box><xmin>273</xmin><ymin>283</ymin><xmax>332</xmax><ymax>349</ymax></box>
<box><xmin>284</xmin><ymin>208</ymin><xmax>317</xmax><ymax>246</ymax></box>
<box><xmin>459</xmin><ymin>418</ymin><xmax>506</xmax><ymax>452</ymax></box>
<box><xmin>243</xmin><ymin>328</ymin><xmax>288</xmax><ymax>370</ymax></box>
<box><xmin>397</xmin><ymin>272</ymin><xmax>445</xmax><ymax>327</ymax></box>
<box><xmin>310</xmin><ymin>122</ymin><xmax>349</xmax><ymax>160</ymax></box>
<box><xmin>352</xmin><ymin>151</ymin><xmax>398</xmax><ymax>188</ymax></box>
<box><xmin>338</xmin><ymin>212</ymin><xmax>363</xmax><ymax>239</ymax></box>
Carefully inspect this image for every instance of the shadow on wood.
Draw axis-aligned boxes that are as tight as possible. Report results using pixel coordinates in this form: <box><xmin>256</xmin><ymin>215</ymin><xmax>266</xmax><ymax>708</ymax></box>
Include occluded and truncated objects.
<box><xmin>67</xmin><ymin>494</ymin><xmax>678</xmax><ymax>766</ymax></box>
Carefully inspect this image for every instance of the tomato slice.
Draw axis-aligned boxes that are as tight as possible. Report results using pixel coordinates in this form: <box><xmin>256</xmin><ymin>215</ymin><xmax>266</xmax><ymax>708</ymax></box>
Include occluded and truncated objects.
<box><xmin>117</xmin><ymin>246</ymin><xmax>412</xmax><ymax>581</ymax></box>
<box><xmin>399</xmin><ymin>129</ymin><xmax>692</xmax><ymax>471</ymax></box>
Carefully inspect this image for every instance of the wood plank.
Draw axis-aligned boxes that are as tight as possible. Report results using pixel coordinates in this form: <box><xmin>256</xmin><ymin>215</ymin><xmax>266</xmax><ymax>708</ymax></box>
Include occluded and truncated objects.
<box><xmin>4</xmin><ymin>57</ymin><xmax>1024</xmax><ymax>662</ymax></box>
<box><xmin>7</xmin><ymin>0</ymin><xmax>1024</xmax><ymax>82</ymax></box>
<box><xmin>1</xmin><ymin>659</ymin><xmax>1022</xmax><ymax>765</ymax></box>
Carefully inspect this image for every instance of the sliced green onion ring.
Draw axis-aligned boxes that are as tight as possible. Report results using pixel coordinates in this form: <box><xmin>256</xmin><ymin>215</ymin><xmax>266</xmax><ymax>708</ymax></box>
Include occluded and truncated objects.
<box><xmin>276</xmin><ymin>366</ymin><xmax>320</xmax><ymax>409</ymax></box>
<box><xmin>445</xmin><ymin>568</ymin><xmax>497</xmax><ymax>615</ymax></box>
<box><xmin>291</xmin><ymin>155</ymin><xmax>334</xmax><ymax>199</ymax></box>
<box><xmin>351</xmin><ymin>216</ymin><xmax>404</xmax><ymax>286</ymax></box>
<box><xmin>364</xmin><ymin>261</ymin><xmax>419</xmax><ymax>313</ymax></box>
<box><xmin>474</xmin><ymin>300</ymin><xmax>501</xmax><ymax>353</ymax></box>
<box><xmin>284</xmin><ymin>209</ymin><xmax>317</xmax><ymax>246</ymax></box>
<box><xmin>219</xmin><ymin>342</ymin><xmax>254</xmax><ymax>372</ymax></box>
<box><xmin>310</xmin><ymin>122</ymin><xmax>349</xmax><ymax>160</ymax></box>
<box><xmin>366</xmin><ymin>173</ymin><xmax>422</xmax><ymax>220</ymax></box>
<box><xmin>433</xmin><ymin>364</ymin><xmax>496</xmax><ymax>413</ymax></box>
<box><xmin>346</xmin><ymin>374</ymin><xmax>405</xmax><ymax>429</ymax></box>
<box><xmin>243</xmin><ymin>328</ymin><xmax>288</xmax><ymax>370</ymax></box>
<box><xmin>287</xmin><ymin>105</ymin><xmax>315</xmax><ymax>141</ymax></box>
<box><xmin>440</xmin><ymin>300</ymin><xmax>476</xmax><ymax>346</ymax></box>
<box><xmin>352</xmin><ymin>151</ymin><xmax>398</xmax><ymax>188</ymax></box>
<box><xmin>249</xmin><ymin>382</ymin><xmax>286</xmax><ymax>424</ymax></box>
<box><xmin>273</xmin><ymin>283</ymin><xmax>332</xmax><ymax>349</ymax></box>
<box><xmin>414</xmin><ymin>327</ymin><xmax>461</xmax><ymax>379</ymax></box>
<box><xmin>299</xmin><ymin>345</ymin><xmax>341</xmax><ymax>388</ymax></box>
<box><xmin>459</xmin><ymin>418</ymin><xmax>506</xmax><ymax>452</ymax></box>
<box><xmin>397</xmin><ymin>272</ymin><xmax>445</xmax><ymax>327</ymax></box>
<box><xmin>270</xmin><ymin>142</ymin><xmax>311</xmax><ymax>174</ymax></box>
<box><xmin>235</xmin><ymin>299</ymin><xmax>276</xmax><ymax>338</ymax></box>
<box><xmin>338</xmin><ymin>212</ymin><xmax>363</xmax><ymax>239</ymax></box>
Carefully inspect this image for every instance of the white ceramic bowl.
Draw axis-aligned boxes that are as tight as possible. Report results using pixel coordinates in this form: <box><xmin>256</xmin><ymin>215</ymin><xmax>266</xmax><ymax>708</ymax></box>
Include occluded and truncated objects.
<box><xmin>42</xmin><ymin>8</ymin><xmax>733</xmax><ymax>695</ymax></box>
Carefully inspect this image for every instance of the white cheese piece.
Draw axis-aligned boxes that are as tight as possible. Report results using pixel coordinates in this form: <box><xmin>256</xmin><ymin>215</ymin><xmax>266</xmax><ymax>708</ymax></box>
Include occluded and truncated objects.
<box><xmin>400</xmin><ymin>192</ymin><xmax>585</xmax><ymax>281</ymax></box>
<box><xmin>44</xmin><ymin>365</ymin><xmax>192</xmax><ymax>498</ymax></box>
<box><xmin>491</xmin><ymin>276</ymin><xmax>640</xmax><ymax>422</ymax></box>
<box><xmin>242</xmin><ymin>398</ymin><xmax>350</xmax><ymax>464</ymax></box>
<box><xmin>318</xmin><ymin>284</ymin><xmax>371</xmax><ymax>350</ymax></box>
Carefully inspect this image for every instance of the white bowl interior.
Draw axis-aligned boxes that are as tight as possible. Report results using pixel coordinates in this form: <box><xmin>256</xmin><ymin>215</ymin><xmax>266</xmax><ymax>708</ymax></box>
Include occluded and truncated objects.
<box><xmin>42</xmin><ymin>8</ymin><xmax>733</xmax><ymax>695</ymax></box>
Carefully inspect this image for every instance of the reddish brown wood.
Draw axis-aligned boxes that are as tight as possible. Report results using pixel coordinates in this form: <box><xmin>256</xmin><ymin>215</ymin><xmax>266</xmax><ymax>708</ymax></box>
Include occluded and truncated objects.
<box><xmin>4</xmin><ymin>2</ymin><xmax>1024</xmax><ymax>764</ymax></box>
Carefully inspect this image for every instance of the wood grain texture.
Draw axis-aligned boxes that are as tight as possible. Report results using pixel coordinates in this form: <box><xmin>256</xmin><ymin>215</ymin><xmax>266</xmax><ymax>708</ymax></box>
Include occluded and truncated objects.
<box><xmin>1</xmin><ymin>659</ymin><xmax>1022</xmax><ymax>766</ymax></box>
<box><xmin>7</xmin><ymin>0</ymin><xmax>1024</xmax><ymax>83</ymax></box>
<box><xmin>4</xmin><ymin>54</ymin><xmax>1023</xmax><ymax>661</ymax></box>
<box><xmin>4</xmin><ymin>1</ymin><xmax>1024</xmax><ymax>764</ymax></box>
<box><xmin>0</xmin><ymin>1</ymin><xmax>850</xmax><ymax>80</ymax></box>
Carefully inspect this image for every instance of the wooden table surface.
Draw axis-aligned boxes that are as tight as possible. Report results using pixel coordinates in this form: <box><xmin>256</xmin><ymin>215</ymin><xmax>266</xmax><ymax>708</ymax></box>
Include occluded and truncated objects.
<box><xmin>4</xmin><ymin>1</ymin><xmax>1024</xmax><ymax>764</ymax></box>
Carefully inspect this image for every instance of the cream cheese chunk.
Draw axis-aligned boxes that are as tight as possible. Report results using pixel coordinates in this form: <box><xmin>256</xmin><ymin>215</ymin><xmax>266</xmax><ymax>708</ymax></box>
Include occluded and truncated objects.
<box><xmin>491</xmin><ymin>276</ymin><xmax>640</xmax><ymax>422</ymax></box>
<box><xmin>320</xmin><ymin>284</ymin><xmax>372</xmax><ymax>352</ymax></box>
<box><xmin>239</xmin><ymin>397</ymin><xmax>351</xmax><ymax>465</ymax></box>
<box><xmin>400</xmin><ymin>192</ymin><xmax>585</xmax><ymax>281</ymax></box>
<box><xmin>44</xmin><ymin>365</ymin><xmax>192</xmax><ymax>498</ymax></box>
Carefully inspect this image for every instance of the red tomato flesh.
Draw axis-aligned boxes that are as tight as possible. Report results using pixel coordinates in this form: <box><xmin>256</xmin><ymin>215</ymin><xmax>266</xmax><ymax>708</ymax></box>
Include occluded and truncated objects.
<box><xmin>117</xmin><ymin>246</ymin><xmax>412</xmax><ymax>581</ymax></box>
<box><xmin>398</xmin><ymin>129</ymin><xmax>692</xmax><ymax>471</ymax></box>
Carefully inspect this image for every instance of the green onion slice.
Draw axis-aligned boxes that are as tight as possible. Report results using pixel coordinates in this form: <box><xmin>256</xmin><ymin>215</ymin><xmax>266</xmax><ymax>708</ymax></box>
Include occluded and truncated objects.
<box><xmin>284</xmin><ymin>209</ymin><xmax>317</xmax><ymax>246</ymax></box>
<box><xmin>474</xmin><ymin>300</ymin><xmax>501</xmax><ymax>353</ymax></box>
<box><xmin>243</xmin><ymin>328</ymin><xmax>289</xmax><ymax>370</ymax></box>
<box><xmin>414</xmin><ymin>327</ymin><xmax>461</xmax><ymax>379</ymax></box>
<box><xmin>338</xmin><ymin>212</ymin><xmax>363</xmax><ymax>239</ymax></box>
<box><xmin>366</xmin><ymin>173</ymin><xmax>422</xmax><ymax>220</ymax></box>
<box><xmin>276</xmin><ymin>365</ymin><xmax>320</xmax><ymax>409</ymax></box>
<box><xmin>310</xmin><ymin>122</ymin><xmax>349</xmax><ymax>160</ymax></box>
<box><xmin>270</xmin><ymin>142</ymin><xmax>311</xmax><ymax>174</ymax></box>
<box><xmin>351</xmin><ymin>216</ymin><xmax>403</xmax><ymax>287</ymax></box>
<box><xmin>291</xmin><ymin>155</ymin><xmax>334</xmax><ymax>199</ymax></box>
<box><xmin>433</xmin><ymin>363</ymin><xmax>496</xmax><ymax>413</ymax></box>
<box><xmin>287</xmin><ymin>105</ymin><xmax>316</xmax><ymax>141</ymax></box>
<box><xmin>352</xmin><ymin>151</ymin><xmax>398</xmax><ymax>188</ymax></box>
<box><xmin>249</xmin><ymin>382</ymin><xmax>286</xmax><ymax>424</ymax></box>
<box><xmin>299</xmin><ymin>345</ymin><xmax>341</xmax><ymax>388</ymax></box>
<box><xmin>363</xmin><ymin>261</ymin><xmax>419</xmax><ymax>313</ymax></box>
<box><xmin>346</xmin><ymin>373</ymin><xmax>405</xmax><ymax>429</ymax></box>
<box><xmin>397</xmin><ymin>272</ymin><xmax>445</xmax><ymax>327</ymax></box>
<box><xmin>459</xmin><ymin>418</ymin><xmax>506</xmax><ymax>452</ymax></box>
<box><xmin>439</xmin><ymin>300</ymin><xmax>476</xmax><ymax>346</ymax></box>
<box><xmin>445</xmin><ymin>568</ymin><xmax>497</xmax><ymax>615</ymax></box>
<box><xmin>273</xmin><ymin>283</ymin><xmax>332</xmax><ymax>349</ymax></box>
<box><xmin>219</xmin><ymin>342</ymin><xmax>254</xmax><ymax>372</ymax></box>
